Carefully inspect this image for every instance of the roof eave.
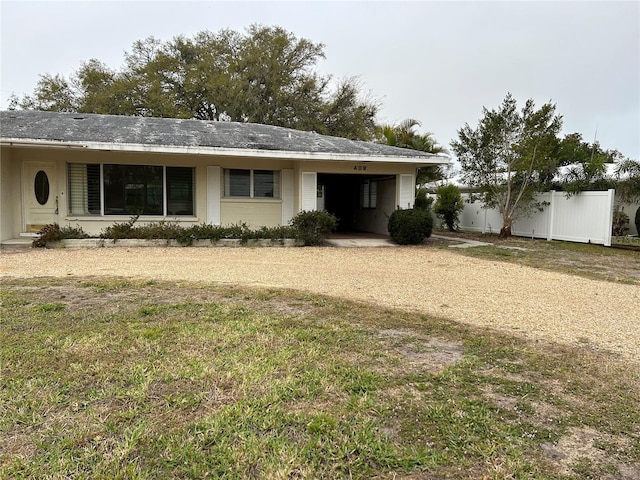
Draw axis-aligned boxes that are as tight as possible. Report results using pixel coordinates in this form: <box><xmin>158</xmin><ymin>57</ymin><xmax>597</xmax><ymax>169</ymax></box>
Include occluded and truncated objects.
<box><xmin>0</xmin><ymin>138</ymin><xmax>450</xmax><ymax>165</ymax></box>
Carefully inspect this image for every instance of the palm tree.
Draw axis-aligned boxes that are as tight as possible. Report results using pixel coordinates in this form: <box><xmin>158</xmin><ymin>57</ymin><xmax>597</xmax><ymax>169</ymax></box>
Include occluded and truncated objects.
<box><xmin>377</xmin><ymin>118</ymin><xmax>447</xmax><ymax>184</ymax></box>
<box><xmin>378</xmin><ymin>118</ymin><xmax>444</xmax><ymax>153</ymax></box>
<box><xmin>615</xmin><ymin>158</ymin><xmax>640</xmax><ymax>203</ymax></box>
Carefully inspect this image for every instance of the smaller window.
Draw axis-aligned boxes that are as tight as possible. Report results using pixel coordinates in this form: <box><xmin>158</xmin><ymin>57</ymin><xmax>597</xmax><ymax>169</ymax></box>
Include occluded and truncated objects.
<box><xmin>254</xmin><ymin>170</ymin><xmax>280</xmax><ymax>198</ymax></box>
<box><xmin>34</xmin><ymin>170</ymin><xmax>50</xmax><ymax>205</ymax></box>
<box><xmin>223</xmin><ymin>169</ymin><xmax>280</xmax><ymax>198</ymax></box>
<box><xmin>362</xmin><ymin>180</ymin><xmax>377</xmax><ymax>209</ymax></box>
<box><xmin>167</xmin><ymin>167</ymin><xmax>195</xmax><ymax>215</ymax></box>
<box><xmin>224</xmin><ymin>169</ymin><xmax>251</xmax><ymax>197</ymax></box>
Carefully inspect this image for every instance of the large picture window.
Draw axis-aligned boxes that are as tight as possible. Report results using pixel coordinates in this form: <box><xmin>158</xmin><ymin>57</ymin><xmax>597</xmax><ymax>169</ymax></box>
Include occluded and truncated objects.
<box><xmin>67</xmin><ymin>163</ymin><xmax>195</xmax><ymax>216</ymax></box>
<box><xmin>223</xmin><ymin>169</ymin><xmax>280</xmax><ymax>198</ymax></box>
<box><xmin>104</xmin><ymin>165</ymin><xmax>163</xmax><ymax>215</ymax></box>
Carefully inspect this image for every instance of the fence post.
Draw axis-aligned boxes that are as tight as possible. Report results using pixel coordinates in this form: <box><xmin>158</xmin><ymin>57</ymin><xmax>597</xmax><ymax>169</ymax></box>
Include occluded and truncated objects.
<box><xmin>547</xmin><ymin>191</ymin><xmax>556</xmax><ymax>241</ymax></box>
<box><xmin>604</xmin><ymin>189</ymin><xmax>615</xmax><ymax>247</ymax></box>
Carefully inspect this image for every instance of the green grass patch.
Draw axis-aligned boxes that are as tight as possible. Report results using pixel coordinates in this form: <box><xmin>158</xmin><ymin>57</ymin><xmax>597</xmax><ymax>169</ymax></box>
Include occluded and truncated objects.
<box><xmin>1</xmin><ymin>277</ymin><xmax>638</xmax><ymax>479</ymax></box>
<box><xmin>432</xmin><ymin>230</ymin><xmax>640</xmax><ymax>285</ymax></box>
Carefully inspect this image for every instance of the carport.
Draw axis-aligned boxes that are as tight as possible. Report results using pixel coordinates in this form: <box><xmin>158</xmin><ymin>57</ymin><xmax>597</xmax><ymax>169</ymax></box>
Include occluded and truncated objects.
<box><xmin>317</xmin><ymin>173</ymin><xmax>398</xmax><ymax>234</ymax></box>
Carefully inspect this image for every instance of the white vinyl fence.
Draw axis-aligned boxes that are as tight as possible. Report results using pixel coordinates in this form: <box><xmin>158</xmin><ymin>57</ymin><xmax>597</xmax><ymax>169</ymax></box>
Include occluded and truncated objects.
<box><xmin>456</xmin><ymin>190</ymin><xmax>616</xmax><ymax>246</ymax></box>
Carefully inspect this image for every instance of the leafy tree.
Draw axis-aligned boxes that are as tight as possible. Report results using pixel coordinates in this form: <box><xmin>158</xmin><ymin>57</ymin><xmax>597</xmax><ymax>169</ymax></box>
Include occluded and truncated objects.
<box><xmin>434</xmin><ymin>184</ymin><xmax>464</xmax><ymax>231</ymax></box>
<box><xmin>12</xmin><ymin>25</ymin><xmax>378</xmax><ymax>140</ymax></box>
<box><xmin>451</xmin><ymin>93</ymin><xmax>562</xmax><ymax>238</ymax></box>
<box><xmin>9</xmin><ymin>74</ymin><xmax>77</xmax><ymax>112</ymax></box>
<box><xmin>614</xmin><ymin>158</ymin><xmax>640</xmax><ymax>204</ymax></box>
<box><xmin>413</xmin><ymin>187</ymin><xmax>434</xmax><ymax>211</ymax></box>
<box><xmin>556</xmin><ymin>132</ymin><xmax>619</xmax><ymax>195</ymax></box>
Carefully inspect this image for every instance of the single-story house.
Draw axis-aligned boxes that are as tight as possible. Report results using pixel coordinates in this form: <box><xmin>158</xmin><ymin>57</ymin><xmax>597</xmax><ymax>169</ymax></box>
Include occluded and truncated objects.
<box><xmin>0</xmin><ymin>110</ymin><xmax>449</xmax><ymax>241</ymax></box>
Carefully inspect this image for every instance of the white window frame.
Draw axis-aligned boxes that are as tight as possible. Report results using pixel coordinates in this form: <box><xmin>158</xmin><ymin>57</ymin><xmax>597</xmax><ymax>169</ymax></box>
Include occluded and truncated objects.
<box><xmin>223</xmin><ymin>169</ymin><xmax>281</xmax><ymax>199</ymax></box>
<box><xmin>66</xmin><ymin>163</ymin><xmax>196</xmax><ymax>217</ymax></box>
<box><xmin>362</xmin><ymin>179</ymin><xmax>378</xmax><ymax>209</ymax></box>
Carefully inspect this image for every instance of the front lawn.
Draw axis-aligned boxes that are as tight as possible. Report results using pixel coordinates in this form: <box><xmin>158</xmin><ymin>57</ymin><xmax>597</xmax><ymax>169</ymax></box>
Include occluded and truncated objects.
<box><xmin>430</xmin><ymin>230</ymin><xmax>640</xmax><ymax>285</ymax></box>
<box><xmin>2</xmin><ymin>278</ymin><xmax>639</xmax><ymax>479</ymax></box>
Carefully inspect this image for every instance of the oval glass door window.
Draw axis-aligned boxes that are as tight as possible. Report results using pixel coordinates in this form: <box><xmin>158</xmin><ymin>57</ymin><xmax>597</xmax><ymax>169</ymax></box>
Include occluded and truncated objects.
<box><xmin>34</xmin><ymin>170</ymin><xmax>50</xmax><ymax>205</ymax></box>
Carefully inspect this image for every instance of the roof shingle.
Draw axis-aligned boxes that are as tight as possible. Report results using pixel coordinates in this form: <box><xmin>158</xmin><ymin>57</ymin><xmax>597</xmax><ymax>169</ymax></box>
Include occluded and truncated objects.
<box><xmin>1</xmin><ymin>110</ymin><xmax>446</xmax><ymax>161</ymax></box>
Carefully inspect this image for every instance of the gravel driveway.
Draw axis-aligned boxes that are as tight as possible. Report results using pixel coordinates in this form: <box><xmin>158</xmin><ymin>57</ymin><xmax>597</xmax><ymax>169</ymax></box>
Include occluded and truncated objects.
<box><xmin>2</xmin><ymin>246</ymin><xmax>639</xmax><ymax>362</ymax></box>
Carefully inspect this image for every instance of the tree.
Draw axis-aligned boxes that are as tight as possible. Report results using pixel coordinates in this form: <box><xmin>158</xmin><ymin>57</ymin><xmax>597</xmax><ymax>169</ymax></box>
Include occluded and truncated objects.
<box><xmin>451</xmin><ymin>93</ymin><xmax>562</xmax><ymax>237</ymax></box>
<box><xmin>12</xmin><ymin>25</ymin><xmax>378</xmax><ymax>141</ymax></box>
<box><xmin>434</xmin><ymin>184</ymin><xmax>464</xmax><ymax>231</ymax></box>
<box><xmin>377</xmin><ymin>118</ymin><xmax>447</xmax><ymax>184</ymax></box>
<box><xmin>9</xmin><ymin>74</ymin><xmax>77</xmax><ymax>112</ymax></box>
<box><xmin>614</xmin><ymin>158</ymin><xmax>640</xmax><ymax>204</ymax></box>
<box><xmin>556</xmin><ymin>132</ymin><xmax>619</xmax><ymax>195</ymax></box>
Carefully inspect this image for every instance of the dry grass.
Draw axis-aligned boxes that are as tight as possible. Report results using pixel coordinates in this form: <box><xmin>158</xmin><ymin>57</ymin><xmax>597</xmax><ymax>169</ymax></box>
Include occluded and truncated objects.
<box><xmin>1</xmin><ymin>277</ymin><xmax>639</xmax><ymax>479</ymax></box>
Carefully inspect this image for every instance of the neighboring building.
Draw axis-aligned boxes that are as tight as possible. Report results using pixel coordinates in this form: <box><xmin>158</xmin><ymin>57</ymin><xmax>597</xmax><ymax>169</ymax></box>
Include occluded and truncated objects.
<box><xmin>0</xmin><ymin>110</ymin><xmax>448</xmax><ymax>241</ymax></box>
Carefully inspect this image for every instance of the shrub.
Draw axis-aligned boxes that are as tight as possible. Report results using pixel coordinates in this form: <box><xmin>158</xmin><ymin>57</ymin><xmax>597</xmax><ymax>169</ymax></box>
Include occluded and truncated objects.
<box><xmin>251</xmin><ymin>225</ymin><xmax>297</xmax><ymax>241</ymax></box>
<box><xmin>414</xmin><ymin>188</ymin><xmax>433</xmax><ymax>211</ymax></box>
<box><xmin>289</xmin><ymin>210</ymin><xmax>338</xmax><ymax>246</ymax></box>
<box><xmin>434</xmin><ymin>184</ymin><xmax>464</xmax><ymax>231</ymax></box>
<box><xmin>100</xmin><ymin>215</ymin><xmax>140</xmax><ymax>241</ymax></box>
<box><xmin>32</xmin><ymin>223</ymin><xmax>89</xmax><ymax>248</ymax></box>
<box><xmin>98</xmin><ymin>217</ymin><xmax>299</xmax><ymax>245</ymax></box>
<box><xmin>612</xmin><ymin>210</ymin><xmax>629</xmax><ymax>237</ymax></box>
<box><xmin>387</xmin><ymin>208</ymin><xmax>433</xmax><ymax>245</ymax></box>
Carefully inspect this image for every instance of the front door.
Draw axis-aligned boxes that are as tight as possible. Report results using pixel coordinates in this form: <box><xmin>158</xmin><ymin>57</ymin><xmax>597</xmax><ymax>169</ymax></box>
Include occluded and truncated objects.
<box><xmin>23</xmin><ymin>162</ymin><xmax>58</xmax><ymax>232</ymax></box>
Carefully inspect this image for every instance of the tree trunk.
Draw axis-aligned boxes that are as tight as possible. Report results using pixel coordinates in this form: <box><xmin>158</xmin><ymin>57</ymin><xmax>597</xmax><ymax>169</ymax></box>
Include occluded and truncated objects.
<box><xmin>499</xmin><ymin>216</ymin><xmax>513</xmax><ymax>238</ymax></box>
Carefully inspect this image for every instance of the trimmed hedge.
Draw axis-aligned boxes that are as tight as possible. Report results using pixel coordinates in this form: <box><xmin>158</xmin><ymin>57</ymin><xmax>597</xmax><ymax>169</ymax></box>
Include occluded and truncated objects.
<box><xmin>32</xmin><ymin>223</ymin><xmax>89</xmax><ymax>248</ymax></box>
<box><xmin>387</xmin><ymin>208</ymin><xmax>433</xmax><ymax>245</ymax></box>
<box><xmin>33</xmin><ymin>212</ymin><xmax>337</xmax><ymax>248</ymax></box>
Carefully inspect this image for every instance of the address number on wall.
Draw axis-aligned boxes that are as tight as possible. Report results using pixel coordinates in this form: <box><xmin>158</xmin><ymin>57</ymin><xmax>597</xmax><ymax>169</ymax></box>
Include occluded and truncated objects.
<box><xmin>354</xmin><ymin>165</ymin><xmax>368</xmax><ymax>171</ymax></box>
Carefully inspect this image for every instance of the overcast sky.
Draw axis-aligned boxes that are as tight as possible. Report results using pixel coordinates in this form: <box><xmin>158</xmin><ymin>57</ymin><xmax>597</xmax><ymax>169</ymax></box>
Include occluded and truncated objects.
<box><xmin>1</xmin><ymin>0</ymin><xmax>639</xmax><ymax>161</ymax></box>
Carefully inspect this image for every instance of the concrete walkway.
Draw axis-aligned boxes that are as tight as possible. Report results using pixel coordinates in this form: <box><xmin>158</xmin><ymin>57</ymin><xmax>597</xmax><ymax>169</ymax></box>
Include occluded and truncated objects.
<box><xmin>431</xmin><ymin>234</ymin><xmax>492</xmax><ymax>249</ymax></box>
<box><xmin>326</xmin><ymin>232</ymin><xmax>396</xmax><ymax>248</ymax></box>
<box><xmin>326</xmin><ymin>238</ymin><xmax>396</xmax><ymax>247</ymax></box>
<box><xmin>326</xmin><ymin>233</ymin><xmax>493</xmax><ymax>248</ymax></box>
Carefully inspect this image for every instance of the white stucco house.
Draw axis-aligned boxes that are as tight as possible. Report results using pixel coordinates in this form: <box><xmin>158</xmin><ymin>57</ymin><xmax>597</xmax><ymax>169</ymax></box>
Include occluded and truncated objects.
<box><xmin>0</xmin><ymin>110</ymin><xmax>449</xmax><ymax>242</ymax></box>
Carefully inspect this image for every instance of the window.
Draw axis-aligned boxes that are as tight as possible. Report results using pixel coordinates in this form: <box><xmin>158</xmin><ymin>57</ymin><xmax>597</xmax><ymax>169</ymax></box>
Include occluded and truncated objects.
<box><xmin>34</xmin><ymin>170</ymin><xmax>50</xmax><ymax>205</ymax></box>
<box><xmin>254</xmin><ymin>170</ymin><xmax>279</xmax><ymax>198</ymax></box>
<box><xmin>224</xmin><ymin>169</ymin><xmax>251</xmax><ymax>197</ymax></box>
<box><xmin>104</xmin><ymin>165</ymin><xmax>163</xmax><ymax>215</ymax></box>
<box><xmin>67</xmin><ymin>164</ymin><xmax>194</xmax><ymax>216</ymax></box>
<box><xmin>167</xmin><ymin>167</ymin><xmax>194</xmax><ymax>215</ymax></box>
<box><xmin>223</xmin><ymin>169</ymin><xmax>280</xmax><ymax>198</ymax></box>
<box><xmin>68</xmin><ymin>164</ymin><xmax>100</xmax><ymax>215</ymax></box>
<box><xmin>362</xmin><ymin>180</ymin><xmax>377</xmax><ymax>209</ymax></box>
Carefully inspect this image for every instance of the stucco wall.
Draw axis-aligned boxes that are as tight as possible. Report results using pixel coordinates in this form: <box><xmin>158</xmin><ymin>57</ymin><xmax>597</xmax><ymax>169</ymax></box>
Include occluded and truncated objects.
<box><xmin>1</xmin><ymin>144</ymin><xmax>426</xmax><ymax>238</ymax></box>
<box><xmin>221</xmin><ymin>200</ymin><xmax>283</xmax><ymax>228</ymax></box>
<box><xmin>352</xmin><ymin>178</ymin><xmax>396</xmax><ymax>235</ymax></box>
<box><xmin>0</xmin><ymin>147</ymin><xmax>21</xmax><ymax>241</ymax></box>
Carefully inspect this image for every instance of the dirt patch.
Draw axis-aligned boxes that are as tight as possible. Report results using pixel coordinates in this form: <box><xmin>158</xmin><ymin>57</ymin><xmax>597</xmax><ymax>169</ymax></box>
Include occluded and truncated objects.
<box><xmin>542</xmin><ymin>427</ymin><xmax>640</xmax><ymax>479</ymax></box>
<box><xmin>377</xmin><ymin>329</ymin><xmax>464</xmax><ymax>374</ymax></box>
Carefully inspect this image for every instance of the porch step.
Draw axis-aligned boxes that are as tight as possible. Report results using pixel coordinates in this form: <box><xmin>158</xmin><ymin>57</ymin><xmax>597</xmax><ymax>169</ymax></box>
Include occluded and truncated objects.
<box><xmin>1</xmin><ymin>238</ymin><xmax>34</xmax><ymax>250</ymax></box>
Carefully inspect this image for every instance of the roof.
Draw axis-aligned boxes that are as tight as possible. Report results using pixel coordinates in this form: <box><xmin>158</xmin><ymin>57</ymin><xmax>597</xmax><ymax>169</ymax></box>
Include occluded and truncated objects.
<box><xmin>0</xmin><ymin>110</ymin><xmax>448</xmax><ymax>164</ymax></box>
